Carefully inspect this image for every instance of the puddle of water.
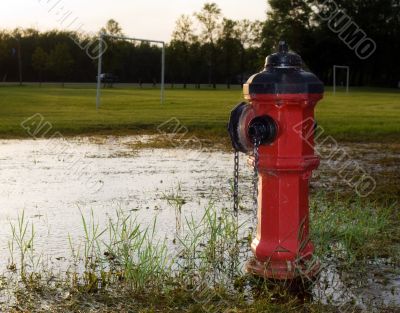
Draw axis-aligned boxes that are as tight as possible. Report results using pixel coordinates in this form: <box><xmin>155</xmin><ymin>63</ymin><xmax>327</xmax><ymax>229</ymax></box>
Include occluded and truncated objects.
<box><xmin>0</xmin><ymin>136</ymin><xmax>254</xmax><ymax>266</ymax></box>
<box><xmin>0</xmin><ymin>136</ymin><xmax>398</xmax><ymax>309</ymax></box>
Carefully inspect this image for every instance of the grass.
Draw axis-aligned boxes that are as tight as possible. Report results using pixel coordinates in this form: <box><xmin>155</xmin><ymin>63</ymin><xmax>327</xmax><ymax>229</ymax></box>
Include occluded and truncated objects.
<box><xmin>0</xmin><ymin>84</ymin><xmax>399</xmax><ymax>142</ymax></box>
<box><xmin>8</xmin><ymin>211</ymin><xmax>38</xmax><ymax>279</ymax></box>
<box><xmin>311</xmin><ymin>193</ymin><xmax>400</xmax><ymax>264</ymax></box>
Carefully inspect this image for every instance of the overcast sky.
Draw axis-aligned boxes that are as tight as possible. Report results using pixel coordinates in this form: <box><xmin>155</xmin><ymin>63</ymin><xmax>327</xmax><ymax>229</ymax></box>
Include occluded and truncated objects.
<box><xmin>2</xmin><ymin>0</ymin><xmax>268</xmax><ymax>41</ymax></box>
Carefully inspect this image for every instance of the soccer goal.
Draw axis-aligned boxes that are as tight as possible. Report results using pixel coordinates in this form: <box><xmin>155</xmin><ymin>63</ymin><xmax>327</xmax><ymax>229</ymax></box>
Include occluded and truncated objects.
<box><xmin>96</xmin><ymin>33</ymin><xmax>165</xmax><ymax>109</ymax></box>
<box><xmin>333</xmin><ymin>65</ymin><xmax>349</xmax><ymax>94</ymax></box>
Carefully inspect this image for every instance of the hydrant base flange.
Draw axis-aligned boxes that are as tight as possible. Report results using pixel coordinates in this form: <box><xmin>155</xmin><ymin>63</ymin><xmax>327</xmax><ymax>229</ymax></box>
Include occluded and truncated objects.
<box><xmin>245</xmin><ymin>258</ymin><xmax>320</xmax><ymax>281</ymax></box>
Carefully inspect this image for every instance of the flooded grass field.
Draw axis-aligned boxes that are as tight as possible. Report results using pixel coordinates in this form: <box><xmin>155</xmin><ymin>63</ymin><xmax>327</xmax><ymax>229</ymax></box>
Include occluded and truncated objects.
<box><xmin>0</xmin><ymin>135</ymin><xmax>399</xmax><ymax>312</ymax></box>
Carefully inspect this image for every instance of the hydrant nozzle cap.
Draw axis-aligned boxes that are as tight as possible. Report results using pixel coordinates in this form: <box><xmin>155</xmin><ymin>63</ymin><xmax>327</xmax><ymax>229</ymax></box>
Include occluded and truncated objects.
<box><xmin>265</xmin><ymin>40</ymin><xmax>302</xmax><ymax>68</ymax></box>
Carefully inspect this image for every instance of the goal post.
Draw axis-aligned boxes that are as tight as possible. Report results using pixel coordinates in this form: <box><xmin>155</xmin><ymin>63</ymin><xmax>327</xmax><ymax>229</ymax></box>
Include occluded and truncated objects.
<box><xmin>333</xmin><ymin>65</ymin><xmax>349</xmax><ymax>94</ymax></box>
<box><xmin>96</xmin><ymin>33</ymin><xmax>165</xmax><ymax>109</ymax></box>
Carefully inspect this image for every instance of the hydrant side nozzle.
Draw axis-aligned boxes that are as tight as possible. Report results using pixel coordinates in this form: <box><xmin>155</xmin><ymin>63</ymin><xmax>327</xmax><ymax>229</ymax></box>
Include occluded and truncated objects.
<box><xmin>248</xmin><ymin>116</ymin><xmax>278</xmax><ymax>145</ymax></box>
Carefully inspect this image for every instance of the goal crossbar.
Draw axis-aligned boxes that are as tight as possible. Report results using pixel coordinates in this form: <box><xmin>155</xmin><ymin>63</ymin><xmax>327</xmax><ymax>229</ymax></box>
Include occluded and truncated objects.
<box><xmin>96</xmin><ymin>33</ymin><xmax>166</xmax><ymax>109</ymax></box>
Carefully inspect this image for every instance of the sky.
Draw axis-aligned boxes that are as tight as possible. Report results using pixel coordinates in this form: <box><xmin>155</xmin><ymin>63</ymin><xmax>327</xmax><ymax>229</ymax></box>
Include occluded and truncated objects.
<box><xmin>2</xmin><ymin>0</ymin><xmax>268</xmax><ymax>41</ymax></box>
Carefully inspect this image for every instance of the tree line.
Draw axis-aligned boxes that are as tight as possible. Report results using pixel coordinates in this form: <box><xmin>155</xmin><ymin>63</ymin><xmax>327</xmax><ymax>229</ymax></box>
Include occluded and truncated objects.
<box><xmin>0</xmin><ymin>1</ymin><xmax>398</xmax><ymax>87</ymax></box>
<box><xmin>0</xmin><ymin>6</ymin><xmax>263</xmax><ymax>88</ymax></box>
<box><xmin>263</xmin><ymin>0</ymin><xmax>400</xmax><ymax>87</ymax></box>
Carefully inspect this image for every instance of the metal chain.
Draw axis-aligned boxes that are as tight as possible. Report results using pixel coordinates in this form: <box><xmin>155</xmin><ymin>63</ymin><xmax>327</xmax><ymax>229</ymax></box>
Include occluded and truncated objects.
<box><xmin>233</xmin><ymin>139</ymin><xmax>259</xmax><ymax>220</ymax></box>
<box><xmin>252</xmin><ymin>138</ymin><xmax>260</xmax><ymax>220</ymax></box>
<box><xmin>233</xmin><ymin>150</ymin><xmax>239</xmax><ymax>217</ymax></box>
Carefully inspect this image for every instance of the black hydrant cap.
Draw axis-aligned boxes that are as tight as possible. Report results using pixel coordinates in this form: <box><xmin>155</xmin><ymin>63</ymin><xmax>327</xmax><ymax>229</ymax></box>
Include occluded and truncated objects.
<box><xmin>265</xmin><ymin>41</ymin><xmax>303</xmax><ymax>68</ymax></box>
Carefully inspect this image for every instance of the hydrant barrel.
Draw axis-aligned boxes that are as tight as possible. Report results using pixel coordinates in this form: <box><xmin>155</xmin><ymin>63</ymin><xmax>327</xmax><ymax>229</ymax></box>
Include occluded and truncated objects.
<box><xmin>230</xmin><ymin>41</ymin><xmax>324</xmax><ymax>279</ymax></box>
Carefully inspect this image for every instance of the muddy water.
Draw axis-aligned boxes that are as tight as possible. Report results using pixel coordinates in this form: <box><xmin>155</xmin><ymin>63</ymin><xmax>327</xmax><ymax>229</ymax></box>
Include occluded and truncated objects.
<box><xmin>0</xmin><ymin>136</ymin><xmax>398</xmax><ymax>308</ymax></box>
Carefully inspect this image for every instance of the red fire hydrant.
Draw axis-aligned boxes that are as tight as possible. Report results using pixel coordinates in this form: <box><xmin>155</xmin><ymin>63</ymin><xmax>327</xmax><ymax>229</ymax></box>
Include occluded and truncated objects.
<box><xmin>228</xmin><ymin>41</ymin><xmax>324</xmax><ymax>279</ymax></box>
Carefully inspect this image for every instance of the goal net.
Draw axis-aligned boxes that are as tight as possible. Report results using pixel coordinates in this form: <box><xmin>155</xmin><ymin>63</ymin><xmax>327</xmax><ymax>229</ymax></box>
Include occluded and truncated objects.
<box><xmin>96</xmin><ymin>34</ymin><xmax>165</xmax><ymax>109</ymax></box>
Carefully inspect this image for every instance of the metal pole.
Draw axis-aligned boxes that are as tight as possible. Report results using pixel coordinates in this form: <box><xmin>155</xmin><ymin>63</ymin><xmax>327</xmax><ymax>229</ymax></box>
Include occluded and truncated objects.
<box><xmin>96</xmin><ymin>34</ymin><xmax>103</xmax><ymax>110</ymax></box>
<box><xmin>103</xmin><ymin>34</ymin><xmax>164</xmax><ymax>44</ymax></box>
<box><xmin>17</xmin><ymin>38</ymin><xmax>22</xmax><ymax>86</ymax></box>
<box><xmin>161</xmin><ymin>43</ymin><xmax>165</xmax><ymax>104</ymax></box>
<box><xmin>333</xmin><ymin>65</ymin><xmax>336</xmax><ymax>95</ymax></box>
<box><xmin>346</xmin><ymin>67</ymin><xmax>349</xmax><ymax>93</ymax></box>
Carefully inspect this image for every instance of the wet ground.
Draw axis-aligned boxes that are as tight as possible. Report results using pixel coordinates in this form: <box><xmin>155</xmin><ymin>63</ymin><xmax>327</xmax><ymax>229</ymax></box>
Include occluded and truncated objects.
<box><xmin>0</xmin><ymin>135</ymin><xmax>399</xmax><ymax>309</ymax></box>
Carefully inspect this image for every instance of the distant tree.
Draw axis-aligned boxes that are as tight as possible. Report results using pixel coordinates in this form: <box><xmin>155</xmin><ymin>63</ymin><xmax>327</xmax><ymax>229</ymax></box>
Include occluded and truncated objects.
<box><xmin>171</xmin><ymin>15</ymin><xmax>196</xmax><ymax>88</ymax></box>
<box><xmin>262</xmin><ymin>0</ymin><xmax>313</xmax><ymax>53</ymax></box>
<box><xmin>235</xmin><ymin>20</ymin><xmax>263</xmax><ymax>49</ymax></box>
<box><xmin>48</xmin><ymin>43</ymin><xmax>73</xmax><ymax>87</ymax></box>
<box><xmin>172</xmin><ymin>15</ymin><xmax>196</xmax><ymax>43</ymax></box>
<box><xmin>195</xmin><ymin>3</ymin><xmax>221</xmax><ymax>44</ymax></box>
<box><xmin>32</xmin><ymin>47</ymin><xmax>48</xmax><ymax>86</ymax></box>
<box><xmin>0</xmin><ymin>37</ymin><xmax>8</xmax><ymax>81</ymax></box>
<box><xmin>261</xmin><ymin>0</ymin><xmax>329</xmax><ymax>84</ymax></box>
<box><xmin>101</xmin><ymin>19</ymin><xmax>124</xmax><ymax>36</ymax></box>
<box><xmin>0</xmin><ymin>4</ymin><xmax>397</xmax><ymax>88</ymax></box>
<box><xmin>189</xmin><ymin>41</ymin><xmax>205</xmax><ymax>88</ymax></box>
<box><xmin>261</xmin><ymin>0</ymin><xmax>400</xmax><ymax>86</ymax></box>
<box><xmin>218</xmin><ymin>18</ymin><xmax>240</xmax><ymax>88</ymax></box>
<box><xmin>195</xmin><ymin>2</ymin><xmax>221</xmax><ymax>88</ymax></box>
<box><xmin>311</xmin><ymin>0</ymin><xmax>400</xmax><ymax>86</ymax></box>
<box><xmin>10</xmin><ymin>29</ymin><xmax>23</xmax><ymax>85</ymax></box>
<box><xmin>235</xmin><ymin>20</ymin><xmax>263</xmax><ymax>83</ymax></box>
<box><xmin>100</xmin><ymin>19</ymin><xmax>126</xmax><ymax>82</ymax></box>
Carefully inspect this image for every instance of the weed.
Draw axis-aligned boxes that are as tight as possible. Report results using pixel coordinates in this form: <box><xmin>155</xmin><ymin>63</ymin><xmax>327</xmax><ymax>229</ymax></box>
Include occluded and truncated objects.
<box><xmin>8</xmin><ymin>211</ymin><xmax>40</xmax><ymax>281</ymax></box>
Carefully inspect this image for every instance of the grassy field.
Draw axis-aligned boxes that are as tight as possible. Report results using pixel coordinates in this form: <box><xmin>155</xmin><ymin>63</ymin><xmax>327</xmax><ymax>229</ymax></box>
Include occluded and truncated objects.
<box><xmin>0</xmin><ymin>84</ymin><xmax>399</xmax><ymax>142</ymax></box>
